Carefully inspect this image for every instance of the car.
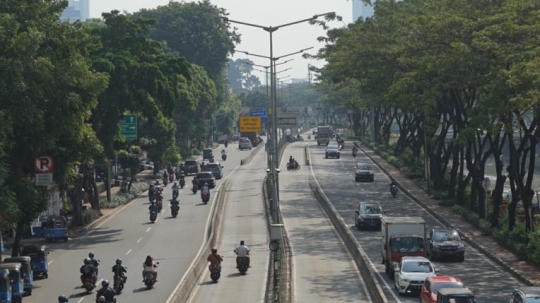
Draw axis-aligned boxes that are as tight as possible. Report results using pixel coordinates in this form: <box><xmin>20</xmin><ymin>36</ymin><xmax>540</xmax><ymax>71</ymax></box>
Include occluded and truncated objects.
<box><xmin>510</xmin><ymin>287</ymin><xmax>540</xmax><ymax>303</ymax></box>
<box><xmin>420</xmin><ymin>276</ymin><xmax>465</xmax><ymax>303</ymax></box>
<box><xmin>394</xmin><ymin>256</ymin><xmax>436</xmax><ymax>295</ymax></box>
<box><xmin>195</xmin><ymin>171</ymin><xmax>216</xmax><ymax>189</ymax></box>
<box><xmin>325</xmin><ymin>144</ymin><xmax>340</xmax><ymax>159</ymax></box>
<box><xmin>205</xmin><ymin>162</ymin><xmax>223</xmax><ymax>179</ymax></box>
<box><xmin>427</xmin><ymin>228</ymin><xmax>465</xmax><ymax>262</ymax></box>
<box><xmin>184</xmin><ymin>160</ymin><xmax>199</xmax><ymax>175</ymax></box>
<box><xmin>355</xmin><ymin>163</ymin><xmax>375</xmax><ymax>182</ymax></box>
<box><xmin>354</xmin><ymin>202</ymin><xmax>385</xmax><ymax>230</ymax></box>
<box><xmin>436</xmin><ymin>288</ymin><xmax>475</xmax><ymax>303</ymax></box>
<box><xmin>239</xmin><ymin>139</ymin><xmax>252</xmax><ymax>150</ymax></box>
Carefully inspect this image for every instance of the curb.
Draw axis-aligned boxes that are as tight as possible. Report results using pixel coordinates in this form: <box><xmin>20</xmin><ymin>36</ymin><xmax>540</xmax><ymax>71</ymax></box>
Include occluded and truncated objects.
<box><xmin>240</xmin><ymin>143</ymin><xmax>264</xmax><ymax>165</ymax></box>
<box><xmin>357</xmin><ymin>143</ymin><xmax>535</xmax><ymax>287</ymax></box>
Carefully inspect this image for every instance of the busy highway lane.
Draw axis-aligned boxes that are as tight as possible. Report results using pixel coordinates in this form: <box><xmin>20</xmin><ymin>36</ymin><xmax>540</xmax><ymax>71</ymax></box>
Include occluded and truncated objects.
<box><xmin>24</xmin><ymin>145</ymin><xmax>251</xmax><ymax>303</ymax></box>
<box><xmin>280</xmin><ymin>143</ymin><xmax>370</xmax><ymax>303</ymax></box>
<box><xmin>188</xmin><ymin>145</ymin><xmax>268</xmax><ymax>303</ymax></box>
<box><xmin>307</xmin><ymin>141</ymin><xmax>523</xmax><ymax>303</ymax></box>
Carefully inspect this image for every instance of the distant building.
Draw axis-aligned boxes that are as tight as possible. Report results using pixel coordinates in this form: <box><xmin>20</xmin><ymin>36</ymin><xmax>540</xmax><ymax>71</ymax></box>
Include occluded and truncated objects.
<box><xmin>60</xmin><ymin>0</ymin><xmax>90</xmax><ymax>22</ymax></box>
<box><xmin>291</xmin><ymin>78</ymin><xmax>308</xmax><ymax>84</ymax></box>
<box><xmin>353</xmin><ymin>0</ymin><xmax>375</xmax><ymax>21</ymax></box>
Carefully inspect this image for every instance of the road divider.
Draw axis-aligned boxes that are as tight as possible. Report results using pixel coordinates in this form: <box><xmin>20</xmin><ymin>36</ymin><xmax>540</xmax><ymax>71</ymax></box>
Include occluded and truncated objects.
<box><xmin>304</xmin><ymin>145</ymin><xmax>310</xmax><ymax>166</ymax></box>
<box><xmin>167</xmin><ymin>180</ymin><xmax>230</xmax><ymax>303</ymax></box>
<box><xmin>240</xmin><ymin>143</ymin><xmax>264</xmax><ymax>165</ymax></box>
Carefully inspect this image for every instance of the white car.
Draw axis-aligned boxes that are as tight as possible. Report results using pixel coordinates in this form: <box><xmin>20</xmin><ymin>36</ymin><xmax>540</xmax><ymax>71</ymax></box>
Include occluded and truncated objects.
<box><xmin>394</xmin><ymin>256</ymin><xmax>436</xmax><ymax>295</ymax></box>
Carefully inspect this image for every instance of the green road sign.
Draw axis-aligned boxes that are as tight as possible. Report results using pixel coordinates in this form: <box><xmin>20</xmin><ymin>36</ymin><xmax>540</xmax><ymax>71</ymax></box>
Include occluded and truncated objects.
<box><xmin>119</xmin><ymin>115</ymin><xmax>137</xmax><ymax>140</ymax></box>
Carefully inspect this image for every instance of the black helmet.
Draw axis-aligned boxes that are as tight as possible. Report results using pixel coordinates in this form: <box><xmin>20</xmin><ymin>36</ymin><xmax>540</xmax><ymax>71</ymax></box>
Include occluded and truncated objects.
<box><xmin>88</xmin><ymin>252</ymin><xmax>94</xmax><ymax>258</ymax></box>
<box><xmin>84</xmin><ymin>258</ymin><xmax>91</xmax><ymax>264</ymax></box>
<box><xmin>240</xmin><ymin>240</ymin><xmax>245</xmax><ymax>245</ymax></box>
<box><xmin>102</xmin><ymin>280</ymin><xmax>109</xmax><ymax>288</ymax></box>
<box><xmin>58</xmin><ymin>295</ymin><xmax>69</xmax><ymax>302</ymax></box>
<box><xmin>116</xmin><ymin>259</ymin><xmax>122</xmax><ymax>265</ymax></box>
<box><xmin>211</xmin><ymin>248</ymin><xmax>217</xmax><ymax>254</ymax></box>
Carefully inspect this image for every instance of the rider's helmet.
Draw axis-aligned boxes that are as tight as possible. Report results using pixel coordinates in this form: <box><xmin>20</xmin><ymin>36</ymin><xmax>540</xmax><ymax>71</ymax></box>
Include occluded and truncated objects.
<box><xmin>155</xmin><ymin>180</ymin><xmax>160</xmax><ymax>185</ymax></box>
<box><xmin>240</xmin><ymin>240</ymin><xmax>245</xmax><ymax>245</ymax></box>
<box><xmin>88</xmin><ymin>252</ymin><xmax>94</xmax><ymax>259</ymax></box>
<box><xmin>97</xmin><ymin>296</ymin><xmax>106</xmax><ymax>303</ymax></box>
<box><xmin>211</xmin><ymin>248</ymin><xmax>217</xmax><ymax>254</ymax></box>
<box><xmin>204</xmin><ymin>182</ymin><xmax>209</xmax><ymax>186</ymax></box>
<box><xmin>58</xmin><ymin>295</ymin><xmax>69</xmax><ymax>302</ymax></box>
<box><xmin>84</xmin><ymin>258</ymin><xmax>91</xmax><ymax>265</ymax></box>
<box><xmin>101</xmin><ymin>280</ymin><xmax>109</xmax><ymax>288</ymax></box>
<box><xmin>174</xmin><ymin>182</ymin><xmax>178</xmax><ymax>185</ymax></box>
<box><xmin>116</xmin><ymin>259</ymin><xmax>122</xmax><ymax>265</ymax></box>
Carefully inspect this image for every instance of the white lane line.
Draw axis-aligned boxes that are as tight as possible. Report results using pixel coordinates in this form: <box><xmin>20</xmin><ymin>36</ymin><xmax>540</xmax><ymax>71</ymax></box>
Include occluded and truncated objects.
<box><xmin>146</xmin><ymin>227</ymin><xmax>151</xmax><ymax>232</ymax></box>
<box><xmin>155</xmin><ymin>218</ymin><xmax>159</xmax><ymax>223</ymax></box>
<box><xmin>166</xmin><ymin>163</ymin><xmax>242</xmax><ymax>303</ymax></box>
<box><xmin>126</xmin><ymin>249</ymin><xmax>132</xmax><ymax>255</ymax></box>
<box><xmin>137</xmin><ymin>237</ymin><xmax>142</xmax><ymax>243</ymax></box>
<box><xmin>308</xmin><ymin>145</ymin><xmax>403</xmax><ymax>303</ymax></box>
<box><xmin>76</xmin><ymin>298</ymin><xmax>85</xmax><ymax>303</ymax></box>
<box><xmin>48</xmin><ymin>260</ymin><xmax>55</xmax><ymax>265</ymax></box>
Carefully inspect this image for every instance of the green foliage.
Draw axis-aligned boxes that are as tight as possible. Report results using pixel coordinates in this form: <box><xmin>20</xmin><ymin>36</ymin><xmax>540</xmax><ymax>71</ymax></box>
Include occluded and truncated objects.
<box><xmin>82</xmin><ymin>209</ymin><xmax>102</xmax><ymax>225</ymax></box>
<box><xmin>99</xmin><ymin>182</ymin><xmax>148</xmax><ymax>209</ymax></box>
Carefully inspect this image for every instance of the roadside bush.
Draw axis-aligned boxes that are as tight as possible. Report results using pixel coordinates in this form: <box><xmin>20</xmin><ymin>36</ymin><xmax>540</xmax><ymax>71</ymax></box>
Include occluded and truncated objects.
<box><xmin>192</xmin><ymin>149</ymin><xmax>202</xmax><ymax>156</ymax></box>
<box><xmin>82</xmin><ymin>209</ymin><xmax>102</xmax><ymax>225</ymax></box>
<box><xmin>99</xmin><ymin>182</ymin><xmax>148</xmax><ymax>209</ymax></box>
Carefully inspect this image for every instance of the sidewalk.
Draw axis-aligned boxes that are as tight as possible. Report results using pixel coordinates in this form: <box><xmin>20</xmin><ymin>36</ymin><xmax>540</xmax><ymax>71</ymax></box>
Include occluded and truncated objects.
<box><xmin>359</xmin><ymin>143</ymin><xmax>540</xmax><ymax>286</ymax></box>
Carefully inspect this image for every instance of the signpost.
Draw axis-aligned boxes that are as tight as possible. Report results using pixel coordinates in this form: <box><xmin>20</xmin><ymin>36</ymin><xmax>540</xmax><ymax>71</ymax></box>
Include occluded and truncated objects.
<box><xmin>34</xmin><ymin>156</ymin><xmax>54</xmax><ymax>186</ymax></box>
<box><xmin>119</xmin><ymin>115</ymin><xmax>137</xmax><ymax>140</ymax></box>
<box><xmin>249</xmin><ymin>109</ymin><xmax>267</xmax><ymax>124</ymax></box>
<box><xmin>276</xmin><ymin>113</ymin><xmax>298</xmax><ymax>129</ymax></box>
<box><xmin>239</xmin><ymin>116</ymin><xmax>261</xmax><ymax>132</ymax></box>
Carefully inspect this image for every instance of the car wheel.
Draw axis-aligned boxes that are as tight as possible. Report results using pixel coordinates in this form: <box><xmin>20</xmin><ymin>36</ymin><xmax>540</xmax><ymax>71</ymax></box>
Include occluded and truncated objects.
<box><xmin>337</xmin><ymin>155</ymin><xmax>340</xmax><ymax>159</ymax></box>
<box><xmin>356</xmin><ymin>223</ymin><xmax>362</xmax><ymax>231</ymax></box>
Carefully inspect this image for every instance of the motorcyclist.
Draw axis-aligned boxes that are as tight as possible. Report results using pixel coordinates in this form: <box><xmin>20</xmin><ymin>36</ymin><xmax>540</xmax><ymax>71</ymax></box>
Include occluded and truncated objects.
<box><xmin>149</xmin><ymin>184</ymin><xmax>155</xmax><ymax>200</ymax></box>
<box><xmin>142</xmin><ymin>255</ymin><xmax>158</xmax><ymax>282</ymax></box>
<box><xmin>207</xmin><ymin>248</ymin><xmax>223</xmax><ymax>273</ymax></box>
<box><xmin>200</xmin><ymin>161</ymin><xmax>205</xmax><ymax>170</ymax></box>
<box><xmin>95</xmin><ymin>280</ymin><xmax>115</xmax><ymax>303</ymax></box>
<box><xmin>234</xmin><ymin>240</ymin><xmax>251</xmax><ymax>269</ymax></box>
<box><xmin>224</xmin><ymin>140</ymin><xmax>228</xmax><ymax>148</ymax></box>
<box><xmin>89</xmin><ymin>252</ymin><xmax>99</xmax><ymax>275</ymax></box>
<box><xmin>172</xmin><ymin>182</ymin><xmax>180</xmax><ymax>195</ymax></box>
<box><xmin>221</xmin><ymin>149</ymin><xmax>226</xmax><ymax>158</ymax></box>
<box><xmin>192</xmin><ymin>177</ymin><xmax>198</xmax><ymax>189</ymax></box>
<box><xmin>149</xmin><ymin>202</ymin><xmax>158</xmax><ymax>213</ymax></box>
<box><xmin>162</xmin><ymin>170</ymin><xmax>169</xmax><ymax>182</ymax></box>
<box><xmin>171</xmin><ymin>197</ymin><xmax>180</xmax><ymax>210</ymax></box>
<box><xmin>58</xmin><ymin>295</ymin><xmax>69</xmax><ymax>303</ymax></box>
<box><xmin>201</xmin><ymin>182</ymin><xmax>210</xmax><ymax>200</ymax></box>
<box><xmin>80</xmin><ymin>258</ymin><xmax>97</xmax><ymax>286</ymax></box>
<box><xmin>289</xmin><ymin>156</ymin><xmax>295</xmax><ymax>166</ymax></box>
<box><xmin>112</xmin><ymin>259</ymin><xmax>127</xmax><ymax>284</ymax></box>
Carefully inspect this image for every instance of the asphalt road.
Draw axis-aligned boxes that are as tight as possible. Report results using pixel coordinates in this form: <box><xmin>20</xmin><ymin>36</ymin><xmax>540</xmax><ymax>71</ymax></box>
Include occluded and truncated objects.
<box><xmin>187</xmin><ymin>144</ymin><xmax>269</xmax><ymax>303</ymax></box>
<box><xmin>279</xmin><ymin>142</ymin><xmax>371</xmax><ymax>303</ymax></box>
<box><xmin>24</xmin><ymin>145</ymin><xmax>253</xmax><ymax>303</ymax></box>
<box><xmin>307</xmin><ymin>139</ymin><xmax>523</xmax><ymax>303</ymax></box>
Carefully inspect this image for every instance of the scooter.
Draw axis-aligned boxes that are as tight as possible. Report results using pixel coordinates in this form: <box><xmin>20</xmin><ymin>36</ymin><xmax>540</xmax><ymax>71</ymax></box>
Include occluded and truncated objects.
<box><xmin>83</xmin><ymin>276</ymin><xmax>96</xmax><ymax>293</ymax></box>
<box><xmin>179</xmin><ymin>178</ymin><xmax>185</xmax><ymax>189</ymax></box>
<box><xmin>210</xmin><ymin>266</ymin><xmax>221</xmax><ymax>282</ymax></box>
<box><xmin>201</xmin><ymin>191</ymin><xmax>210</xmax><ymax>204</ymax></box>
<box><xmin>149</xmin><ymin>211</ymin><xmax>157</xmax><ymax>223</ymax></box>
<box><xmin>237</xmin><ymin>257</ymin><xmax>249</xmax><ymax>275</ymax></box>
<box><xmin>222</xmin><ymin>154</ymin><xmax>227</xmax><ymax>161</ymax></box>
<box><xmin>172</xmin><ymin>189</ymin><xmax>179</xmax><ymax>200</ymax></box>
<box><xmin>286</xmin><ymin>162</ymin><xmax>300</xmax><ymax>170</ymax></box>
<box><xmin>171</xmin><ymin>202</ymin><xmax>179</xmax><ymax>218</ymax></box>
<box><xmin>113</xmin><ymin>275</ymin><xmax>125</xmax><ymax>294</ymax></box>
<box><xmin>155</xmin><ymin>197</ymin><xmax>163</xmax><ymax>212</ymax></box>
<box><xmin>390</xmin><ymin>185</ymin><xmax>398</xmax><ymax>198</ymax></box>
<box><xmin>163</xmin><ymin>178</ymin><xmax>168</xmax><ymax>186</ymax></box>
<box><xmin>192</xmin><ymin>183</ymin><xmax>198</xmax><ymax>194</ymax></box>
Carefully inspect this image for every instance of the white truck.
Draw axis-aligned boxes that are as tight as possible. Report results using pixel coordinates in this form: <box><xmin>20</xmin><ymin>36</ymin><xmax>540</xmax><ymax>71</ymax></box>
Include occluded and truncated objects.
<box><xmin>381</xmin><ymin>216</ymin><xmax>427</xmax><ymax>278</ymax></box>
<box><xmin>316</xmin><ymin>126</ymin><xmax>331</xmax><ymax>145</ymax></box>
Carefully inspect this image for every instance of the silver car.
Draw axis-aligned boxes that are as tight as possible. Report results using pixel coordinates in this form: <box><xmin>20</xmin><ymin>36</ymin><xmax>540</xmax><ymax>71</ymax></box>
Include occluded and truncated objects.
<box><xmin>239</xmin><ymin>139</ymin><xmax>252</xmax><ymax>150</ymax></box>
<box><xmin>355</xmin><ymin>163</ymin><xmax>374</xmax><ymax>182</ymax></box>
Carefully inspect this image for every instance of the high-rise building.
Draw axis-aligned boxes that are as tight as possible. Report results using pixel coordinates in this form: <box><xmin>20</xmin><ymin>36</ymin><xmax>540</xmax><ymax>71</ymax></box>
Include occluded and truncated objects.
<box><xmin>353</xmin><ymin>0</ymin><xmax>375</xmax><ymax>21</ymax></box>
<box><xmin>60</xmin><ymin>0</ymin><xmax>90</xmax><ymax>22</ymax></box>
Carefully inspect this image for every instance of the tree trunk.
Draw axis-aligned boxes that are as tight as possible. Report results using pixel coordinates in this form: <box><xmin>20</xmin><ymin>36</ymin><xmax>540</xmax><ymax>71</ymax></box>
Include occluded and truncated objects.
<box><xmin>89</xmin><ymin>175</ymin><xmax>100</xmax><ymax>211</ymax></box>
<box><xmin>448</xmin><ymin>143</ymin><xmax>460</xmax><ymax>199</ymax></box>
<box><xmin>10</xmin><ymin>219</ymin><xmax>25</xmax><ymax>257</ymax></box>
<box><xmin>68</xmin><ymin>177</ymin><xmax>84</xmax><ymax>227</ymax></box>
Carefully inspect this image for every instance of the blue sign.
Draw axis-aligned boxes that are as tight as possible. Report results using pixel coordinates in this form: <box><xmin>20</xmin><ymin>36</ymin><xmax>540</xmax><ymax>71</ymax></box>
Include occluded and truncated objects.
<box><xmin>250</xmin><ymin>110</ymin><xmax>267</xmax><ymax>123</ymax></box>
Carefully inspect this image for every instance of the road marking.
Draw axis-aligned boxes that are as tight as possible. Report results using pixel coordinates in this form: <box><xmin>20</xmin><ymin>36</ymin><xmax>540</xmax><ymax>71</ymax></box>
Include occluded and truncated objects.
<box><xmin>48</xmin><ymin>259</ymin><xmax>54</xmax><ymax>265</ymax></box>
<box><xmin>126</xmin><ymin>249</ymin><xmax>132</xmax><ymax>255</ymax></box>
<box><xmin>137</xmin><ymin>237</ymin><xmax>142</xmax><ymax>243</ymax></box>
<box><xmin>308</xmin><ymin>145</ymin><xmax>402</xmax><ymax>303</ymax></box>
<box><xmin>76</xmin><ymin>298</ymin><xmax>85</xmax><ymax>303</ymax></box>
<box><xmin>146</xmin><ymin>227</ymin><xmax>151</xmax><ymax>232</ymax></box>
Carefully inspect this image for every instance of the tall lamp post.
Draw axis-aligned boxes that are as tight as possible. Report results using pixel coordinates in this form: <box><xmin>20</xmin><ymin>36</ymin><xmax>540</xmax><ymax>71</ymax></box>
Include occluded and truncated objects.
<box><xmin>240</xmin><ymin>59</ymin><xmax>293</xmax><ymax>102</ymax></box>
<box><xmin>224</xmin><ymin>13</ymin><xmax>334</xmax><ymax>224</ymax></box>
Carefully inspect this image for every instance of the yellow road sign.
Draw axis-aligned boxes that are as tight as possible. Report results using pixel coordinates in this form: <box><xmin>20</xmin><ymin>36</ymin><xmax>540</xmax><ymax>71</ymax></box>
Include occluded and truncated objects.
<box><xmin>239</xmin><ymin>116</ymin><xmax>261</xmax><ymax>132</ymax></box>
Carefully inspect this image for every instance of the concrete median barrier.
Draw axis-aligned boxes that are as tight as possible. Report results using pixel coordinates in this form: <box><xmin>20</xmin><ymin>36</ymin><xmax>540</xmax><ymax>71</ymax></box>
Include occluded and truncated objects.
<box><xmin>304</xmin><ymin>145</ymin><xmax>310</xmax><ymax>166</ymax></box>
<box><xmin>309</xmin><ymin>181</ymin><xmax>388</xmax><ymax>303</ymax></box>
<box><xmin>241</xmin><ymin>143</ymin><xmax>264</xmax><ymax>165</ymax></box>
<box><xmin>168</xmin><ymin>180</ymin><xmax>230</xmax><ymax>303</ymax></box>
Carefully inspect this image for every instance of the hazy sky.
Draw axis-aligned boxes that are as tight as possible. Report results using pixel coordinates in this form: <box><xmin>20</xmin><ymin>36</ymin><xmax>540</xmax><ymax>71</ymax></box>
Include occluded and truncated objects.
<box><xmin>90</xmin><ymin>0</ymin><xmax>353</xmax><ymax>82</ymax></box>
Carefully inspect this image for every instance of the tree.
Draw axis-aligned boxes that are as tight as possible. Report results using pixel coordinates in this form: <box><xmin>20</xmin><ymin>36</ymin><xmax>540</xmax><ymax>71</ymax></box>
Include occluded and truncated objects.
<box><xmin>227</xmin><ymin>58</ymin><xmax>261</xmax><ymax>91</ymax></box>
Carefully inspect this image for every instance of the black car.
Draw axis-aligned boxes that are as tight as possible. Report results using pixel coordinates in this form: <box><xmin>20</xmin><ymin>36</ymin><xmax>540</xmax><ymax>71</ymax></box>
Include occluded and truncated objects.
<box><xmin>355</xmin><ymin>163</ymin><xmax>375</xmax><ymax>182</ymax></box>
<box><xmin>184</xmin><ymin>160</ymin><xmax>199</xmax><ymax>175</ymax></box>
<box><xmin>195</xmin><ymin>171</ymin><xmax>216</xmax><ymax>189</ymax></box>
<box><xmin>427</xmin><ymin>228</ymin><xmax>465</xmax><ymax>261</ymax></box>
<box><xmin>355</xmin><ymin>202</ymin><xmax>384</xmax><ymax>230</ymax></box>
<box><xmin>325</xmin><ymin>144</ymin><xmax>340</xmax><ymax>159</ymax></box>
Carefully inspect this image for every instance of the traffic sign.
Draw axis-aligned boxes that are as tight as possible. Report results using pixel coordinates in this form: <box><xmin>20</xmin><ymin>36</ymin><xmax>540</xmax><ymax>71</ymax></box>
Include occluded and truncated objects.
<box><xmin>276</xmin><ymin>113</ymin><xmax>298</xmax><ymax>129</ymax></box>
<box><xmin>34</xmin><ymin>156</ymin><xmax>54</xmax><ymax>173</ymax></box>
<box><xmin>35</xmin><ymin>173</ymin><xmax>53</xmax><ymax>186</ymax></box>
<box><xmin>250</xmin><ymin>110</ymin><xmax>267</xmax><ymax>123</ymax></box>
<box><xmin>239</xmin><ymin>116</ymin><xmax>261</xmax><ymax>132</ymax></box>
<box><xmin>119</xmin><ymin>115</ymin><xmax>137</xmax><ymax>140</ymax></box>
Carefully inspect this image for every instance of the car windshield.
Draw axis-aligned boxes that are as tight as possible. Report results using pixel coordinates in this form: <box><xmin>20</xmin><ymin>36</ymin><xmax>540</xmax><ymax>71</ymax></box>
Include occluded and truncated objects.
<box><xmin>363</xmin><ymin>205</ymin><xmax>381</xmax><ymax>214</ymax></box>
<box><xmin>433</xmin><ymin>231</ymin><xmax>461</xmax><ymax>242</ymax></box>
<box><xmin>402</xmin><ymin>261</ymin><xmax>433</xmax><ymax>273</ymax></box>
<box><xmin>327</xmin><ymin>145</ymin><xmax>339</xmax><ymax>150</ymax></box>
<box><xmin>392</xmin><ymin>237</ymin><xmax>425</xmax><ymax>253</ymax></box>
<box><xmin>206</xmin><ymin>164</ymin><xmax>220</xmax><ymax>171</ymax></box>
<box><xmin>356</xmin><ymin>164</ymin><xmax>371</xmax><ymax>171</ymax></box>
<box><xmin>185</xmin><ymin>161</ymin><xmax>196</xmax><ymax>166</ymax></box>
<box><xmin>432</xmin><ymin>282</ymin><xmax>464</xmax><ymax>294</ymax></box>
<box><xmin>197</xmin><ymin>173</ymin><xmax>212</xmax><ymax>179</ymax></box>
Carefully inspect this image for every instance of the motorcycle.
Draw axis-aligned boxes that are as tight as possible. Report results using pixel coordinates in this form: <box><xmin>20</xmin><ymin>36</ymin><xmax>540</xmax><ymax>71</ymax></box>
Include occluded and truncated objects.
<box><xmin>172</xmin><ymin>189</ymin><xmax>179</xmax><ymax>200</ymax></box>
<box><xmin>96</xmin><ymin>296</ymin><xmax>117</xmax><ymax>303</ymax></box>
<box><xmin>210</xmin><ymin>266</ymin><xmax>221</xmax><ymax>282</ymax></box>
<box><xmin>237</xmin><ymin>257</ymin><xmax>249</xmax><ymax>275</ymax></box>
<box><xmin>224</xmin><ymin>141</ymin><xmax>228</xmax><ymax>148</ymax></box>
<box><xmin>149</xmin><ymin>211</ymin><xmax>157</xmax><ymax>223</ymax></box>
<box><xmin>192</xmin><ymin>183</ymin><xmax>198</xmax><ymax>194</ymax></box>
<box><xmin>179</xmin><ymin>178</ymin><xmax>185</xmax><ymax>189</ymax></box>
<box><xmin>201</xmin><ymin>191</ymin><xmax>210</xmax><ymax>204</ymax></box>
<box><xmin>155</xmin><ymin>197</ymin><xmax>163</xmax><ymax>212</ymax></box>
<box><xmin>286</xmin><ymin>162</ymin><xmax>300</xmax><ymax>171</ymax></box>
<box><xmin>171</xmin><ymin>202</ymin><xmax>179</xmax><ymax>218</ymax></box>
<box><xmin>144</xmin><ymin>272</ymin><xmax>156</xmax><ymax>288</ymax></box>
<box><xmin>83</xmin><ymin>276</ymin><xmax>96</xmax><ymax>293</ymax></box>
<box><xmin>390</xmin><ymin>184</ymin><xmax>398</xmax><ymax>198</ymax></box>
<box><xmin>352</xmin><ymin>148</ymin><xmax>358</xmax><ymax>158</ymax></box>
<box><xmin>209</xmin><ymin>157</ymin><xmax>215</xmax><ymax>163</ymax></box>
<box><xmin>222</xmin><ymin>154</ymin><xmax>227</xmax><ymax>161</ymax></box>
<box><xmin>169</xmin><ymin>174</ymin><xmax>174</xmax><ymax>182</ymax></box>
<box><xmin>113</xmin><ymin>275</ymin><xmax>125</xmax><ymax>294</ymax></box>
<box><xmin>163</xmin><ymin>177</ymin><xmax>168</xmax><ymax>186</ymax></box>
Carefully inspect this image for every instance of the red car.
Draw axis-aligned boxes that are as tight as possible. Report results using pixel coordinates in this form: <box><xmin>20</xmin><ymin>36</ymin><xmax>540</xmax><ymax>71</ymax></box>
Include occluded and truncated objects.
<box><xmin>420</xmin><ymin>276</ymin><xmax>465</xmax><ymax>303</ymax></box>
